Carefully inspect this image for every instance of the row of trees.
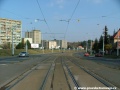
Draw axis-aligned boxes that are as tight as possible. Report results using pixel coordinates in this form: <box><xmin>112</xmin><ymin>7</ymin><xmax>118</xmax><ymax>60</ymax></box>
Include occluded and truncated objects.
<box><xmin>16</xmin><ymin>40</ymin><xmax>31</xmax><ymax>49</ymax></box>
<box><xmin>79</xmin><ymin>26</ymin><xmax>117</xmax><ymax>54</ymax></box>
<box><xmin>0</xmin><ymin>40</ymin><xmax>31</xmax><ymax>49</ymax></box>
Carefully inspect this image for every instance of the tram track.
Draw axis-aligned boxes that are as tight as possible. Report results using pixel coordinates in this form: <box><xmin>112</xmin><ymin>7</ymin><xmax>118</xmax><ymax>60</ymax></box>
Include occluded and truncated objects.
<box><xmin>0</xmin><ymin>53</ymin><xmax>119</xmax><ymax>90</ymax></box>
<box><xmin>1</xmin><ymin>56</ymin><xmax>55</xmax><ymax>90</ymax></box>
<box><xmin>65</xmin><ymin>56</ymin><xmax>118</xmax><ymax>90</ymax></box>
<box><xmin>61</xmin><ymin>57</ymin><xmax>80</xmax><ymax>90</ymax></box>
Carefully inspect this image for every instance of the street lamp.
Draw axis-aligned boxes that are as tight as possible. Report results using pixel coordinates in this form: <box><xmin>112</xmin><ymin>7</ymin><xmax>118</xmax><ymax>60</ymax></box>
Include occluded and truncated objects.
<box><xmin>41</xmin><ymin>33</ymin><xmax>44</xmax><ymax>54</ymax></box>
<box><xmin>90</xmin><ymin>39</ymin><xmax>92</xmax><ymax>55</ymax></box>
<box><xmin>86</xmin><ymin>40</ymin><xmax>88</xmax><ymax>52</ymax></box>
<box><xmin>25</xmin><ymin>40</ymin><xmax>28</xmax><ymax>53</ymax></box>
<box><xmin>102</xmin><ymin>33</ymin><xmax>104</xmax><ymax>56</ymax></box>
<box><xmin>117</xmin><ymin>31</ymin><xmax>119</xmax><ymax>56</ymax></box>
<box><xmin>12</xmin><ymin>26</ymin><xmax>15</xmax><ymax>56</ymax></box>
<box><xmin>35</xmin><ymin>19</ymin><xmax>45</xmax><ymax>54</ymax></box>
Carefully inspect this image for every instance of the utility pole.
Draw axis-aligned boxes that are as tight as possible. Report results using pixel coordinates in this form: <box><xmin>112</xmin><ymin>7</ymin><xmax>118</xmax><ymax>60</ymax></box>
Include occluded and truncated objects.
<box><xmin>102</xmin><ymin>29</ymin><xmax>105</xmax><ymax>56</ymax></box>
<box><xmin>90</xmin><ymin>39</ymin><xmax>92</xmax><ymax>55</ymax></box>
<box><xmin>42</xmin><ymin>33</ymin><xmax>44</xmax><ymax>54</ymax></box>
<box><xmin>117</xmin><ymin>31</ymin><xmax>119</xmax><ymax>56</ymax></box>
<box><xmin>12</xmin><ymin>27</ymin><xmax>14</xmax><ymax>56</ymax></box>
<box><xmin>25</xmin><ymin>40</ymin><xmax>28</xmax><ymax>53</ymax></box>
<box><xmin>86</xmin><ymin>40</ymin><xmax>88</xmax><ymax>52</ymax></box>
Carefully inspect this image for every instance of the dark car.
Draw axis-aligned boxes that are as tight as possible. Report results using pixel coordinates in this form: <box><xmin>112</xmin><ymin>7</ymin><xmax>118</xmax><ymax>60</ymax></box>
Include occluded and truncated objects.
<box><xmin>95</xmin><ymin>53</ymin><xmax>103</xmax><ymax>57</ymax></box>
<box><xmin>19</xmin><ymin>52</ymin><xmax>29</xmax><ymax>57</ymax></box>
<box><xmin>84</xmin><ymin>52</ymin><xmax>89</xmax><ymax>56</ymax></box>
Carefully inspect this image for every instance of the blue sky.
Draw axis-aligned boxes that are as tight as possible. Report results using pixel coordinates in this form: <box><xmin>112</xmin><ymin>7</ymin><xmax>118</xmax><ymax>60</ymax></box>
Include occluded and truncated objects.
<box><xmin>0</xmin><ymin>0</ymin><xmax>120</xmax><ymax>42</ymax></box>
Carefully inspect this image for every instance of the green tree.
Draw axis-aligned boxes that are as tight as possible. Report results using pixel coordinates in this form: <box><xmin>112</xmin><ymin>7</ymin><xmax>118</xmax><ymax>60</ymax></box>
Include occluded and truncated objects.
<box><xmin>104</xmin><ymin>26</ymin><xmax>109</xmax><ymax>44</ymax></box>
<box><xmin>105</xmin><ymin>44</ymin><xmax>112</xmax><ymax>50</ymax></box>
<box><xmin>93</xmin><ymin>38</ymin><xmax>99</xmax><ymax>52</ymax></box>
<box><xmin>16</xmin><ymin>42</ymin><xmax>24</xmax><ymax>49</ymax></box>
<box><xmin>98</xmin><ymin>35</ymin><xmax>103</xmax><ymax>50</ymax></box>
<box><xmin>25</xmin><ymin>40</ymin><xmax>31</xmax><ymax>49</ymax></box>
<box><xmin>0</xmin><ymin>42</ymin><xmax>10</xmax><ymax>49</ymax></box>
<box><xmin>80</xmin><ymin>41</ymin><xmax>86</xmax><ymax>49</ymax></box>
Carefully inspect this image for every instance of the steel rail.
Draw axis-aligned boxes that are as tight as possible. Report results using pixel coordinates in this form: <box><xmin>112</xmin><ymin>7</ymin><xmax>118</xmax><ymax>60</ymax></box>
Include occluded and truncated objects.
<box><xmin>4</xmin><ymin>56</ymin><xmax>53</xmax><ymax>90</ymax></box>
<box><xmin>61</xmin><ymin>57</ymin><xmax>72</xmax><ymax>90</ymax></box>
<box><xmin>39</xmin><ymin>57</ymin><xmax>57</xmax><ymax>90</ymax></box>
<box><xmin>62</xmin><ymin>57</ymin><xmax>80</xmax><ymax>90</ymax></box>
<box><xmin>68</xmin><ymin>56</ymin><xmax>118</xmax><ymax>90</ymax></box>
<box><xmin>39</xmin><ymin>63</ymin><xmax>53</xmax><ymax>90</ymax></box>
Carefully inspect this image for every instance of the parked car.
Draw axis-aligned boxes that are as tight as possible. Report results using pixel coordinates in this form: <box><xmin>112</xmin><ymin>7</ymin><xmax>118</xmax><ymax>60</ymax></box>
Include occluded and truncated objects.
<box><xmin>95</xmin><ymin>53</ymin><xmax>103</xmax><ymax>57</ymax></box>
<box><xmin>19</xmin><ymin>52</ymin><xmax>29</xmax><ymax>57</ymax></box>
<box><xmin>84</xmin><ymin>52</ymin><xmax>89</xmax><ymax>56</ymax></box>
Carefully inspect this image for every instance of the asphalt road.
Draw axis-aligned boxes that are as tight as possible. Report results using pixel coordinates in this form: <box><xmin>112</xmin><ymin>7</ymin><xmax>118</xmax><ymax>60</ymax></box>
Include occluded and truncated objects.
<box><xmin>0</xmin><ymin>52</ymin><xmax>120</xmax><ymax>90</ymax></box>
<box><xmin>77</xmin><ymin>52</ymin><xmax>120</xmax><ymax>69</ymax></box>
<box><xmin>0</xmin><ymin>54</ymin><xmax>50</xmax><ymax>88</ymax></box>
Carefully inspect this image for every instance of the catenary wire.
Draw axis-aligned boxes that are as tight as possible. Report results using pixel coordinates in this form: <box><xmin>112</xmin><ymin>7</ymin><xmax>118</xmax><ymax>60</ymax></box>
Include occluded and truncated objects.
<box><xmin>36</xmin><ymin>0</ymin><xmax>53</xmax><ymax>35</ymax></box>
<box><xmin>64</xmin><ymin>0</ymin><xmax>80</xmax><ymax>39</ymax></box>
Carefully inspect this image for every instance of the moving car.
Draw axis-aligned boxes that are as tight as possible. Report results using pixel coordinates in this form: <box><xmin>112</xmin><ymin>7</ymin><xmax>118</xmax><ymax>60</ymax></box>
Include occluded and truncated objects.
<box><xmin>84</xmin><ymin>52</ymin><xmax>89</xmax><ymax>56</ymax></box>
<box><xmin>95</xmin><ymin>53</ymin><xmax>103</xmax><ymax>57</ymax></box>
<box><xmin>19</xmin><ymin>52</ymin><xmax>29</xmax><ymax>57</ymax></box>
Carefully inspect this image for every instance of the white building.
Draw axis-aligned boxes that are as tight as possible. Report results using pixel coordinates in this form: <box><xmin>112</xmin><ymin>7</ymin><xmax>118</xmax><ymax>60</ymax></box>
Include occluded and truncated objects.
<box><xmin>22</xmin><ymin>38</ymin><xmax>32</xmax><ymax>44</ymax></box>
<box><xmin>49</xmin><ymin>41</ymin><xmax>57</xmax><ymax>49</ymax></box>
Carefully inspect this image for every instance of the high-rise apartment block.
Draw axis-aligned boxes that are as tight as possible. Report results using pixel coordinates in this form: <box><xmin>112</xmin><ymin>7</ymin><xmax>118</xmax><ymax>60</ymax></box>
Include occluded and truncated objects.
<box><xmin>0</xmin><ymin>18</ymin><xmax>22</xmax><ymax>46</ymax></box>
<box><xmin>25</xmin><ymin>30</ymin><xmax>41</xmax><ymax>44</ymax></box>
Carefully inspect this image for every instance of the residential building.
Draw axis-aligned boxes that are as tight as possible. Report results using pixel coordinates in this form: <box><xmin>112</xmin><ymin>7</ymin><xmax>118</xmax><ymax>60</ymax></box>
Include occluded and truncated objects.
<box><xmin>61</xmin><ymin>40</ymin><xmax>67</xmax><ymax>49</ymax></box>
<box><xmin>49</xmin><ymin>40</ymin><xmax>57</xmax><ymax>49</ymax></box>
<box><xmin>25</xmin><ymin>30</ymin><xmax>41</xmax><ymax>44</ymax></box>
<box><xmin>41</xmin><ymin>40</ymin><xmax>49</xmax><ymax>49</ymax></box>
<box><xmin>0</xmin><ymin>18</ymin><xmax>22</xmax><ymax>46</ymax></box>
<box><xmin>42</xmin><ymin>39</ymin><xmax>67</xmax><ymax>49</ymax></box>
<box><xmin>113</xmin><ymin>29</ymin><xmax>120</xmax><ymax>43</ymax></box>
<box><xmin>55</xmin><ymin>40</ymin><xmax>67</xmax><ymax>49</ymax></box>
<box><xmin>22</xmin><ymin>38</ymin><xmax>32</xmax><ymax>44</ymax></box>
<box><xmin>113</xmin><ymin>29</ymin><xmax>120</xmax><ymax>49</ymax></box>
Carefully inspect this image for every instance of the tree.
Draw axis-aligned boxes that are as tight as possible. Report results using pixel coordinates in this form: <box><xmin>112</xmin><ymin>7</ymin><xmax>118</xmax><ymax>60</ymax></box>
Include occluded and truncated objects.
<box><xmin>0</xmin><ymin>42</ymin><xmax>10</xmax><ymax>49</ymax></box>
<box><xmin>98</xmin><ymin>35</ymin><xmax>103</xmax><ymax>50</ymax></box>
<box><xmin>25</xmin><ymin>40</ymin><xmax>31</xmax><ymax>49</ymax></box>
<box><xmin>113</xmin><ymin>29</ymin><xmax>116</xmax><ymax>36</ymax></box>
<box><xmin>67</xmin><ymin>45</ymin><xmax>73</xmax><ymax>49</ymax></box>
<box><xmin>105</xmin><ymin>44</ymin><xmax>112</xmax><ymax>50</ymax></box>
<box><xmin>104</xmin><ymin>26</ymin><xmax>109</xmax><ymax>44</ymax></box>
<box><xmin>93</xmin><ymin>38</ymin><xmax>99</xmax><ymax>53</ymax></box>
<box><xmin>16</xmin><ymin>42</ymin><xmax>24</xmax><ymax>49</ymax></box>
<box><xmin>80</xmin><ymin>41</ymin><xmax>86</xmax><ymax>49</ymax></box>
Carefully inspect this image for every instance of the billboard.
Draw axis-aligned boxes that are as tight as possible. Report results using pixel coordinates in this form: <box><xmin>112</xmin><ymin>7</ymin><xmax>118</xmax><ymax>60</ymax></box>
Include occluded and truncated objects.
<box><xmin>31</xmin><ymin>43</ymin><xmax>39</xmax><ymax>48</ymax></box>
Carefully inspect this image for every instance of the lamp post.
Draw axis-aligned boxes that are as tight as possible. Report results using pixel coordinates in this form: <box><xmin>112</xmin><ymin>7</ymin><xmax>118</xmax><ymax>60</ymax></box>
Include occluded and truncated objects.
<box><xmin>12</xmin><ymin>27</ymin><xmax>15</xmax><ymax>56</ymax></box>
<box><xmin>25</xmin><ymin>40</ymin><xmax>28</xmax><ymax>53</ymax></box>
<box><xmin>41</xmin><ymin>33</ymin><xmax>44</xmax><ymax>54</ymax></box>
<box><xmin>90</xmin><ymin>39</ymin><xmax>92</xmax><ymax>55</ymax></box>
<box><xmin>117</xmin><ymin>31</ymin><xmax>119</xmax><ymax>56</ymax></box>
<box><xmin>102</xmin><ymin>34</ymin><xmax>104</xmax><ymax>56</ymax></box>
<box><xmin>85</xmin><ymin>33</ymin><xmax>88</xmax><ymax>53</ymax></box>
<box><xmin>35</xmin><ymin>19</ymin><xmax>45</xmax><ymax>54</ymax></box>
<box><xmin>86</xmin><ymin>40</ymin><xmax>88</xmax><ymax>52</ymax></box>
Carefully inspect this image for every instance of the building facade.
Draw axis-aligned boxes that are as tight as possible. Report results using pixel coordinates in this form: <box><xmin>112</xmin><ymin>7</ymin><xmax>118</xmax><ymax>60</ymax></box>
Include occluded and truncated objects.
<box><xmin>22</xmin><ymin>38</ymin><xmax>32</xmax><ymax>44</ymax></box>
<box><xmin>42</xmin><ymin>39</ymin><xmax>67</xmax><ymax>49</ymax></box>
<box><xmin>25</xmin><ymin>30</ymin><xmax>41</xmax><ymax>44</ymax></box>
<box><xmin>61</xmin><ymin>40</ymin><xmax>67</xmax><ymax>49</ymax></box>
<box><xmin>0</xmin><ymin>18</ymin><xmax>22</xmax><ymax>46</ymax></box>
<box><xmin>113</xmin><ymin>29</ymin><xmax>120</xmax><ymax>43</ymax></box>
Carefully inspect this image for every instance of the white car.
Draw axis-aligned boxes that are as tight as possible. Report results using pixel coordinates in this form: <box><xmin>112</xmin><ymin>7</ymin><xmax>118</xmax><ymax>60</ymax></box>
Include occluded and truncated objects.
<box><xmin>19</xmin><ymin>52</ymin><xmax>29</xmax><ymax>57</ymax></box>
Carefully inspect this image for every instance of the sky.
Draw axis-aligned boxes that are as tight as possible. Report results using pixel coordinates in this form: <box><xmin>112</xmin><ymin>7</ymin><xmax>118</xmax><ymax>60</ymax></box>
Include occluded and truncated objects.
<box><xmin>0</xmin><ymin>0</ymin><xmax>120</xmax><ymax>42</ymax></box>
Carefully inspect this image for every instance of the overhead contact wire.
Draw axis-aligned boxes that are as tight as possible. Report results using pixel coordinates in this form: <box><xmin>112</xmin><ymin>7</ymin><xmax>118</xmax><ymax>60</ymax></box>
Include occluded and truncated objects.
<box><xmin>64</xmin><ymin>0</ymin><xmax>80</xmax><ymax>39</ymax></box>
<box><xmin>36</xmin><ymin>0</ymin><xmax>53</xmax><ymax>34</ymax></box>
